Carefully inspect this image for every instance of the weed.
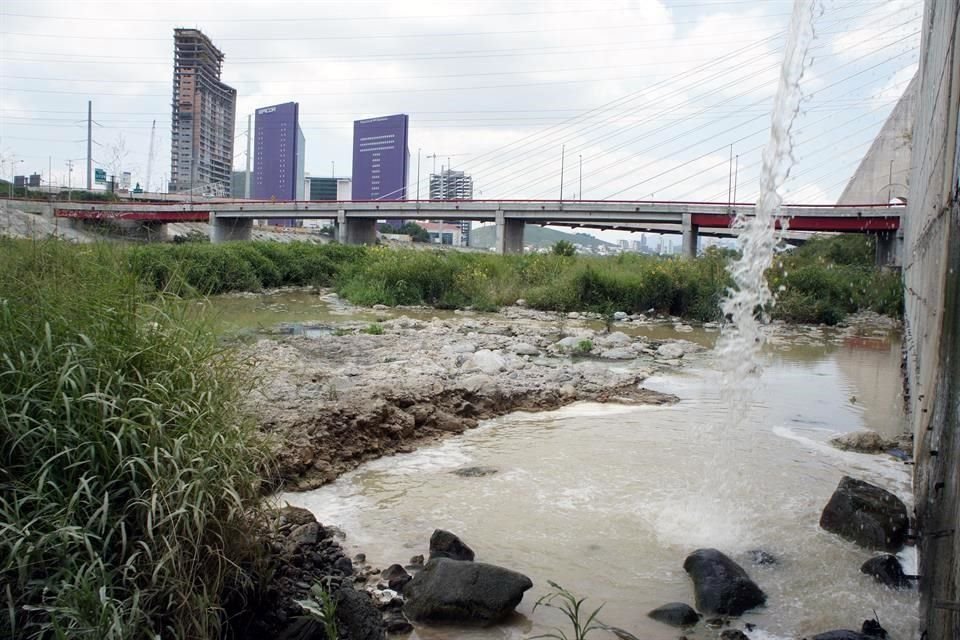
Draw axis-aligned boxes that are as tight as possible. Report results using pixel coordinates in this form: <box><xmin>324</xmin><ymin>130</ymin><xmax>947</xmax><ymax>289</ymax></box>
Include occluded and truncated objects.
<box><xmin>0</xmin><ymin>239</ymin><xmax>270</xmax><ymax>639</ymax></box>
<box><xmin>362</xmin><ymin>323</ymin><xmax>385</xmax><ymax>335</ymax></box>
<box><xmin>575</xmin><ymin>339</ymin><xmax>594</xmax><ymax>355</ymax></box>
<box><xmin>531</xmin><ymin>581</ymin><xmax>605</xmax><ymax>640</ymax></box>
<box><xmin>296</xmin><ymin>579</ymin><xmax>339</xmax><ymax>640</ymax></box>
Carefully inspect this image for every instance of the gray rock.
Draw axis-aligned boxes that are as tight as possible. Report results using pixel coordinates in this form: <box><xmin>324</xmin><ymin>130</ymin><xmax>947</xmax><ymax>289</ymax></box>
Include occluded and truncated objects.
<box><xmin>448</xmin><ymin>342</ymin><xmax>478</xmax><ymax>354</ymax></box>
<box><xmin>288</xmin><ymin>522</ymin><xmax>321</xmax><ymax>549</ymax></box>
<box><xmin>429</xmin><ymin>529</ymin><xmax>475</xmax><ymax>562</ymax></box>
<box><xmin>819</xmin><ymin>476</ymin><xmax>909</xmax><ymax>551</ymax></box>
<box><xmin>746</xmin><ymin>549</ymin><xmax>778</xmax><ymax>566</ymax></box>
<box><xmin>683</xmin><ymin>548</ymin><xmax>766</xmax><ymax>616</ymax></box>
<box><xmin>613</xmin><ymin>311</ymin><xmax>629</xmax><ymax>321</ymax></box>
<box><xmin>381</xmin><ymin>564</ymin><xmax>412</xmax><ymax>592</ymax></box>
<box><xmin>600</xmin><ymin>348</ymin><xmax>635</xmax><ymax>360</ymax></box>
<box><xmin>335</xmin><ymin>587</ymin><xmax>386</xmax><ymax>640</ymax></box>
<box><xmin>403</xmin><ymin>558</ymin><xmax>533</xmax><ymax>625</ymax></box>
<box><xmin>513</xmin><ymin>342</ymin><xmax>540</xmax><ymax>356</ymax></box>
<box><xmin>720</xmin><ymin>631</ymin><xmax>749</xmax><ymax>640</ymax></box>
<box><xmin>860</xmin><ymin>555</ymin><xmax>911</xmax><ymax>589</ymax></box>
<box><xmin>467</xmin><ymin>349</ymin><xmax>507</xmax><ymax>375</ymax></box>
<box><xmin>656</xmin><ymin>343</ymin><xmax>685</xmax><ymax>359</ymax></box>
<box><xmin>829</xmin><ymin>430</ymin><xmax>897</xmax><ymax>454</ymax></box>
<box><xmin>452</xmin><ymin>466</ymin><xmax>499</xmax><ymax>478</ymax></box>
<box><xmin>647</xmin><ymin>602</ymin><xmax>700</xmax><ymax>627</ymax></box>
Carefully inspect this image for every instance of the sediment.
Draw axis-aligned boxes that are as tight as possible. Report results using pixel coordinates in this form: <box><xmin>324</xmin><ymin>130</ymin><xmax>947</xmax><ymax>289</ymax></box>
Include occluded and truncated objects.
<box><xmin>240</xmin><ymin>302</ymin><xmax>695</xmax><ymax>490</ymax></box>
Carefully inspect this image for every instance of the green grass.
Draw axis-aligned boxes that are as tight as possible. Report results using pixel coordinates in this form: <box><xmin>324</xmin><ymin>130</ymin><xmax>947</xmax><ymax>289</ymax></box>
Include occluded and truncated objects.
<box><xmin>0</xmin><ymin>239</ymin><xmax>270</xmax><ymax>639</ymax></box>
<box><xmin>108</xmin><ymin>235</ymin><xmax>905</xmax><ymax>327</ymax></box>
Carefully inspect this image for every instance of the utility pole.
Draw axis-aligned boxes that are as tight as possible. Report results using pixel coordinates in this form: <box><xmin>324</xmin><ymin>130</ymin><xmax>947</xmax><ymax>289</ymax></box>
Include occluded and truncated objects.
<box><xmin>331</xmin><ymin>160</ymin><xmax>335</xmax><ymax>178</ymax></box>
<box><xmin>244</xmin><ymin>114</ymin><xmax>252</xmax><ymax>198</ymax></box>
<box><xmin>145</xmin><ymin>120</ymin><xmax>156</xmax><ymax>194</ymax></box>
<box><xmin>559</xmin><ymin>144</ymin><xmax>565</xmax><ymax>201</ymax></box>
<box><xmin>727</xmin><ymin>144</ymin><xmax>733</xmax><ymax>208</ymax></box>
<box><xmin>579</xmin><ymin>154</ymin><xmax>582</xmax><ymax>200</ymax></box>
<box><xmin>66</xmin><ymin>160</ymin><xmax>74</xmax><ymax>201</ymax></box>
<box><xmin>416</xmin><ymin>148</ymin><xmax>421</xmax><ymax>200</ymax></box>
<box><xmin>733</xmin><ymin>155</ymin><xmax>739</xmax><ymax>204</ymax></box>
<box><xmin>86</xmin><ymin>101</ymin><xmax>92</xmax><ymax>191</ymax></box>
<box><xmin>48</xmin><ymin>156</ymin><xmax>52</xmax><ymax>192</ymax></box>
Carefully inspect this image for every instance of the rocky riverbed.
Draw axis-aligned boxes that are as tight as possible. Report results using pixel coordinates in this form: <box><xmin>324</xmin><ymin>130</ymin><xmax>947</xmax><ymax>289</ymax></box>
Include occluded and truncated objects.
<box><xmin>240</xmin><ymin>298</ymin><xmax>701</xmax><ymax>491</ymax></box>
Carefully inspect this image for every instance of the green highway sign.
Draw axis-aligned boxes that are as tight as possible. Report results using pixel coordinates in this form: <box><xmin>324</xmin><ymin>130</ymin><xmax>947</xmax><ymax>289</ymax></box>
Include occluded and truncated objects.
<box><xmin>94</xmin><ymin>168</ymin><xmax>106</xmax><ymax>184</ymax></box>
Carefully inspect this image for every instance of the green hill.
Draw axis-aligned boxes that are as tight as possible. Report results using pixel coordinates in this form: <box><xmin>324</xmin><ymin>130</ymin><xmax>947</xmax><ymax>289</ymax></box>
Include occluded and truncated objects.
<box><xmin>468</xmin><ymin>224</ymin><xmax>615</xmax><ymax>250</ymax></box>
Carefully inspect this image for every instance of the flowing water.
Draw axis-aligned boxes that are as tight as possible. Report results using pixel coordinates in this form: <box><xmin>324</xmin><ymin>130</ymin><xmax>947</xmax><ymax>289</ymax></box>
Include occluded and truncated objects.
<box><xmin>281</xmin><ymin>327</ymin><xmax>916</xmax><ymax>640</ymax></box>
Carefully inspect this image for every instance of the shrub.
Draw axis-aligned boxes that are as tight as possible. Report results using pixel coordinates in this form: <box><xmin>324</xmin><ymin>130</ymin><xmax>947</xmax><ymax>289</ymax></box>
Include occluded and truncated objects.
<box><xmin>551</xmin><ymin>240</ymin><xmax>576</xmax><ymax>256</ymax></box>
<box><xmin>362</xmin><ymin>323</ymin><xmax>385</xmax><ymax>335</ymax></box>
<box><xmin>0</xmin><ymin>239</ymin><xmax>269</xmax><ymax>639</ymax></box>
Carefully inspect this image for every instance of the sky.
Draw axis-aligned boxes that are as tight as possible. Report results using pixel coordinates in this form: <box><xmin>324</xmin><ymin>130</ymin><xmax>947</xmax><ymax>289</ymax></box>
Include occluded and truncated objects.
<box><xmin>0</xmin><ymin>0</ymin><xmax>922</xmax><ymax>211</ymax></box>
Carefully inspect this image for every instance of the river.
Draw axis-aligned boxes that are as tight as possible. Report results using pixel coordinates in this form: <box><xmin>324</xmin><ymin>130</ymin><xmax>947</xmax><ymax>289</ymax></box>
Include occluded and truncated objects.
<box><xmin>212</xmin><ymin>291</ymin><xmax>916</xmax><ymax>640</ymax></box>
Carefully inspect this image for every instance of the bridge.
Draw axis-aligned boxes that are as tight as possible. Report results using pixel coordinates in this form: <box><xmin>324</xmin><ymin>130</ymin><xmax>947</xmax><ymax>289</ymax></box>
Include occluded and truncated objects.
<box><xmin>52</xmin><ymin>198</ymin><xmax>904</xmax><ymax>262</ymax></box>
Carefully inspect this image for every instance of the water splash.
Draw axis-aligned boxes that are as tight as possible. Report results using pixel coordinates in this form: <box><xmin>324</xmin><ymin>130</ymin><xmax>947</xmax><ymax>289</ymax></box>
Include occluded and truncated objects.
<box><xmin>717</xmin><ymin>0</ymin><xmax>818</xmax><ymax>396</ymax></box>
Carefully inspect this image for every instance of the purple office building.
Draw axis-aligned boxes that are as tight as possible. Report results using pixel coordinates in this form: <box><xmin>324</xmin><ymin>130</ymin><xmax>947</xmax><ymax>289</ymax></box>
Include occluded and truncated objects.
<box><xmin>254</xmin><ymin>102</ymin><xmax>305</xmax><ymax>225</ymax></box>
<box><xmin>352</xmin><ymin>114</ymin><xmax>409</xmax><ymax>203</ymax></box>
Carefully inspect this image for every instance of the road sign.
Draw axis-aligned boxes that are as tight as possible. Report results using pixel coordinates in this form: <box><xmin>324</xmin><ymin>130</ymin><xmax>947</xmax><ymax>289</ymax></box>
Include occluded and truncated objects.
<box><xmin>95</xmin><ymin>168</ymin><xmax>106</xmax><ymax>184</ymax></box>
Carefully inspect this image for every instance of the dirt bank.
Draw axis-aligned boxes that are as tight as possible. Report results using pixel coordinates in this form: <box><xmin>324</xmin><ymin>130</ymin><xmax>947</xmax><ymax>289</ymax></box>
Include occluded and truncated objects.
<box><xmin>241</xmin><ymin>306</ymin><xmax>697</xmax><ymax>490</ymax></box>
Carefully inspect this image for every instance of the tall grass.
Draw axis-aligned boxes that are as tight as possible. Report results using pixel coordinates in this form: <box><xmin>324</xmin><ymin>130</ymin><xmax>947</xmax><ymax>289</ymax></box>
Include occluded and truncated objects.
<box><xmin>0</xmin><ymin>239</ymin><xmax>270</xmax><ymax>639</ymax></box>
<box><xmin>122</xmin><ymin>236</ymin><xmax>901</xmax><ymax>325</ymax></box>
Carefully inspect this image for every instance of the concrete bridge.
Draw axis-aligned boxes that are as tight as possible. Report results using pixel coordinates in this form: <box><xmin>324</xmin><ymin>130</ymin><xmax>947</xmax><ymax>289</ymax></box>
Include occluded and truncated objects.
<box><xmin>51</xmin><ymin>198</ymin><xmax>903</xmax><ymax>263</ymax></box>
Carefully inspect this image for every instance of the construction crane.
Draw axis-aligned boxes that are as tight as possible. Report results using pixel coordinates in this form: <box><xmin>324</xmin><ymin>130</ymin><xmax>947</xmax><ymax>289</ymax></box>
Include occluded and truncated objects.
<box><xmin>144</xmin><ymin>120</ymin><xmax>156</xmax><ymax>194</ymax></box>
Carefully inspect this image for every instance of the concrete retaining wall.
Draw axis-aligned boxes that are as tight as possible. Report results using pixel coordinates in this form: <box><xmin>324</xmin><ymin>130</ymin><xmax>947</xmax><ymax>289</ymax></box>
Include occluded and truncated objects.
<box><xmin>903</xmin><ymin>2</ymin><xmax>959</xmax><ymax>639</ymax></box>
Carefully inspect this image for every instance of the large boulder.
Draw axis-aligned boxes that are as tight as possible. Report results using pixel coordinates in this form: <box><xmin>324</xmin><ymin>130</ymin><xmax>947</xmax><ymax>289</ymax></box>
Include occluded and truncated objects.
<box><xmin>682</xmin><ymin>548</ymin><xmax>766</xmax><ymax>616</ymax></box>
<box><xmin>467</xmin><ymin>350</ymin><xmax>506</xmax><ymax>375</ymax></box>
<box><xmin>403</xmin><ymin>558</ymin><xmax>533</xmax><ymax>625</ymax></box>
<box><xmin>647</xmin><ymin>602</ymin><xmax>700</xmax><ymax>627</ymax></box>
<box><xmin>429</xmin><ymin>529</ymin><xmax>475</xmax><ymax>562</ymax></box>
<box><xmin>819</xmin><ymin>476</ymin><xmax>909</xmax><ymax>551</ymax></box>
<box><xmin>860</xmin><ymin>555</ymin><xmax>911</xmax><ymax>590</ymax></box>
<box><xmin>334</xmin><ymin>587</ymin><xmax>386</xmax><ymax>640</ymax></box>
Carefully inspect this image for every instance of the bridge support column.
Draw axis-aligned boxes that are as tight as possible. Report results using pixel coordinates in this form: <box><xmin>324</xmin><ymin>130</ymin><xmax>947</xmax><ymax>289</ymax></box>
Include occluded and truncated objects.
<box><xmin>875</xmin><ymin>230</ymin><xmax>902</xmax><ymax>268</ymax></box>
<box><xmin>681</xmin><ymin>213</ymin><xmax>699</xmax><ymax>259</ymax></box>
<box><xmin>336</xmin><ymin>215</ymin><xmax>377</xmax><ymax>245</ymax></box>
<box><xmin>210</xmin><ymin>215</ymin><xmax>252</xmax><ymax>242</ymax></box>
<box><xmin>495</xmin><ymin>211</ymin><xmax>524</xmax><ymax>254</ymax></box>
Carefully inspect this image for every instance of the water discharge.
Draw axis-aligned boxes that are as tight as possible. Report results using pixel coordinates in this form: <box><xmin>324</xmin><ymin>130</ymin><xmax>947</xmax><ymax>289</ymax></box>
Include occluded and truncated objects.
<box><xmin>718</xmin><ymin>0</ymin><xmax>817</xmax><ymax>390</ymax></box>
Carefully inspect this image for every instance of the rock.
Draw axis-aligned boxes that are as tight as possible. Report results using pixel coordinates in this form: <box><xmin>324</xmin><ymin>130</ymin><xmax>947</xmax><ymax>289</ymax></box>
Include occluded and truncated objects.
<box><xmin>683</xmin><ymin>548</ymin><xmax>767</xmax><ymax>616</ymax></box>
<box><xmin>674</xmin><ymin>324</ymin><xmax>694</xmax><ymax>333</ymax></box>
<box><xmin>600</xmin><ymin>348</ymin><xmax>635</xmax><ymax>360</ymax></box>
<box><xmin>861</xmin><ymin>619</ymin><xmax>888</xmax><ymax>638</ymax></box>
<box><xmin>467</xmin><ymin>349</ymin><xmax>507</xmax><ymax>375</ymax></box>
<box><xmin>567</xmin><ymin>312</ymin><xmax>581</xmax><ymax>319</ymax></box>
<box><xmin>860</xmin><ymin>555</ymin><xmax>911</xmax><ymax>589</ymax></box>
<box><xmin>408</xmin><ymin>554</ymin><xmax>425</xmax><ymax>568</ymax></box>
<box><xmin>554</xmin><ymin>336</ymin><xmax>584</xmax><ymax>352</ymax></box>
<box><xmin>656</xmin><ymin>343</ymin><xmax>685</xmax><ymax>359</ymax></box>
<box><xmin>613</xmin><ymin>311</ymin><xmax>629</xmax><ymax>321</ymax></box>
<box><xmin>647</xmin><ymin>602</ymin><xmax>700</xmax><ymax>627</ymax></box>
<box><xmin>372</xmin><ymin>304</ymin><xmax>390</xmax><ymax>311</ymax></box>
<box><xmin>288</xmin><ymin>522</ymin><xmax>321</xmax><ymax>549</ymax></box>
<box><xmin>599</xmin><ymin>331</ymin><xmax>632</xmax><ymax>346</ymax></box>
<box><xmin>513</xmin><ymin>342</ymin><xmax>540</xmax><ymax>356</ymax></box>
<box><xmin>403</xmin><ymin>558</ymin><xmax>533</xmax><ymax>625</ymax></box>
<box><xmin>829</xmin><ymin>430</ymin><xmax>897</xmax><ymax>454</ymax></box>
<box><xmin>515</xmin><ymin>299</ymin><xmax>527</xmax><ymax>307</ymax></box>
<box><xmin>819</xmin><ymin>476</ymin><xmax>909</xmax><ymax>551</ymax></box>
<box><xmin>452</xmin><ymin>466</ymin><xmax>499</xmax><ymax>478</ymax></box>
<box><xmin>720</xmin><ymin>631</ymin><xmax>749</xmax><ymax>640</ymax></box>
<box><xmin>811</xmin><ymin>631</ymin><xmax>872</xmax><ymax>640</ymax></box>
<box><xmin>279</xmin><ymin>506</ymin><xmax>318</xmax><ymax>527</ymax></box>
<box><xmin>448</xmin><ymin>342</ymin><xmax>478</xmax><ymax>354</ymax></box>
<box><xmin>335</xmin><ymin>587</ymin><xmax>386</xmax><ymax>640</ymax></box>
<box><xmin>384</xmin><ymin>611</ymin><xmax>413</xmax><ymax>635</ymax></box>
<box><xmin>746</xmin><ymin>549</ymin><xmax>778</xmax><ymax>566</ymax></box>
<box><xmin>334</xmin><ymin>556</ymin><xmax>354</xmax><ymax>575</ymax></box>
<box><xmin>429</xmin><ymin>529</ymin><xmax>475</xmax><ymax>562</ymax></box>
<box><xmin>381</xmin><ymin>564</ymin><xmax>412</xmax><ymax>592</ymax></box>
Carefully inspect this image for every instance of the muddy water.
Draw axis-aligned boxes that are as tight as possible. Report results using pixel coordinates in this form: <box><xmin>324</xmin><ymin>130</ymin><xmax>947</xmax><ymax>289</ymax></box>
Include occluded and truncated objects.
<box><xmin>281</xmin><ymin>325</ymin><xmax>916</xmax><ymax>640</ymax></box>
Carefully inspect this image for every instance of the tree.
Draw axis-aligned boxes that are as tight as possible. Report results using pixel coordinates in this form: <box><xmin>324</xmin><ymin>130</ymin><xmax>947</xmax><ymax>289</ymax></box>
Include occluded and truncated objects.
<box><xmin>398</xmin><ymin>222</ymin><xmax>431</xmax><ymax>243</ymax></box>
<box><xmin>552</xmin><ymin>240</ymin><xmax>576</xmax><ymax>256</ymax></box>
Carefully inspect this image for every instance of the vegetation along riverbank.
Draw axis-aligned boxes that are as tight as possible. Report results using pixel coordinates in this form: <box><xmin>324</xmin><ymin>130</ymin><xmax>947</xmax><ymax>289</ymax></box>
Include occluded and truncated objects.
<box><xmin>128</xmin><ymin>233</ymin><xmax>901</xmax><ymax>325</ymax></box>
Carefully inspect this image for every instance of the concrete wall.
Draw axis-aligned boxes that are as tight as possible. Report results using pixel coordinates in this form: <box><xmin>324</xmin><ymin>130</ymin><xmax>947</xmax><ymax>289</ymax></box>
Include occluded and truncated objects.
<box><xmin>838</xmin><ymin>74</ymin><xmax>918</xmax><ymax>206</ymax></box>
<box><xmin>902</xmin><ymin>2</ymin><xmax>959</xmax><ymax>639</ymax></box>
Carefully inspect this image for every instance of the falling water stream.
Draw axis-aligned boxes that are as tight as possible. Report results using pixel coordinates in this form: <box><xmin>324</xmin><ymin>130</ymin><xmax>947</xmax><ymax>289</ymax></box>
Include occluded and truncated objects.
<box><xmin>275</xmin><ymin>2</ymin><xmax>919</xmax><ymax>638</ymax></box>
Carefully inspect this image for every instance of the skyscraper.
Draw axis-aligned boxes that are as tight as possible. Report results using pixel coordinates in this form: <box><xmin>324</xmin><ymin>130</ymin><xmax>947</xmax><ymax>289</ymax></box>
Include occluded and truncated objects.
<box><xmin>352</xmin><ymin>114</ymin><xmax>409</xmax><ymax>201</ymax></box>
<box><xmin>253</xmin><ymin>102</ymin><xmax>305</xmax><ymax>201</ymax></box>
<box><xmin>169</xmin><ymin>29</ymin><xmax>236</xmax><ymax>195</ymax></box>
<box><xmin>429</xmin><ymin>168</ymin><xmax>474</xmax><ymax>246</ymax></box>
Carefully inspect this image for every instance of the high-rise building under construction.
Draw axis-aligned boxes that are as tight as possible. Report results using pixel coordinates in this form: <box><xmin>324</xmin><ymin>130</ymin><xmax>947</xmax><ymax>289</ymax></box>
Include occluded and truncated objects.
<box><xmin>169</xmin><ymin>29</ymin><xmax>237</xmax><ymax>195</ymax></box>
<box><xmin>429</xmin><ymin>168</ymin><xmax>474</xmax><ymax>246</ymax></box>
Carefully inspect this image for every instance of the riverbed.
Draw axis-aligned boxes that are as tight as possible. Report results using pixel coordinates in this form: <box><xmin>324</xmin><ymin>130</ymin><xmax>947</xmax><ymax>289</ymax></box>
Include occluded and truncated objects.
<box><xmin>265</xmin><ymin>313</ymin><xmax>914</xmax><ymax>639</ymax></box>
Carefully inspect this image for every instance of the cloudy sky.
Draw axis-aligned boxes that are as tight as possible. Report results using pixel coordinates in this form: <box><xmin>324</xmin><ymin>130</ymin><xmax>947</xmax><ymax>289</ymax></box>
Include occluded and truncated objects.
<box><xmin>1</xmin><ymin>0</ymin><xmax>921</xmax><ymax>205</ymax></box>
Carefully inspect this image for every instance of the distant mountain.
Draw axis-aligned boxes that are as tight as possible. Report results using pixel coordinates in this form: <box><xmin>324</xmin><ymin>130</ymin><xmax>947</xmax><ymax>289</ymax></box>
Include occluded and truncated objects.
<box><xmin>469</xmin><ymin>224</ymin><xmax>616</xmax><ymax>250</ymax></box>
